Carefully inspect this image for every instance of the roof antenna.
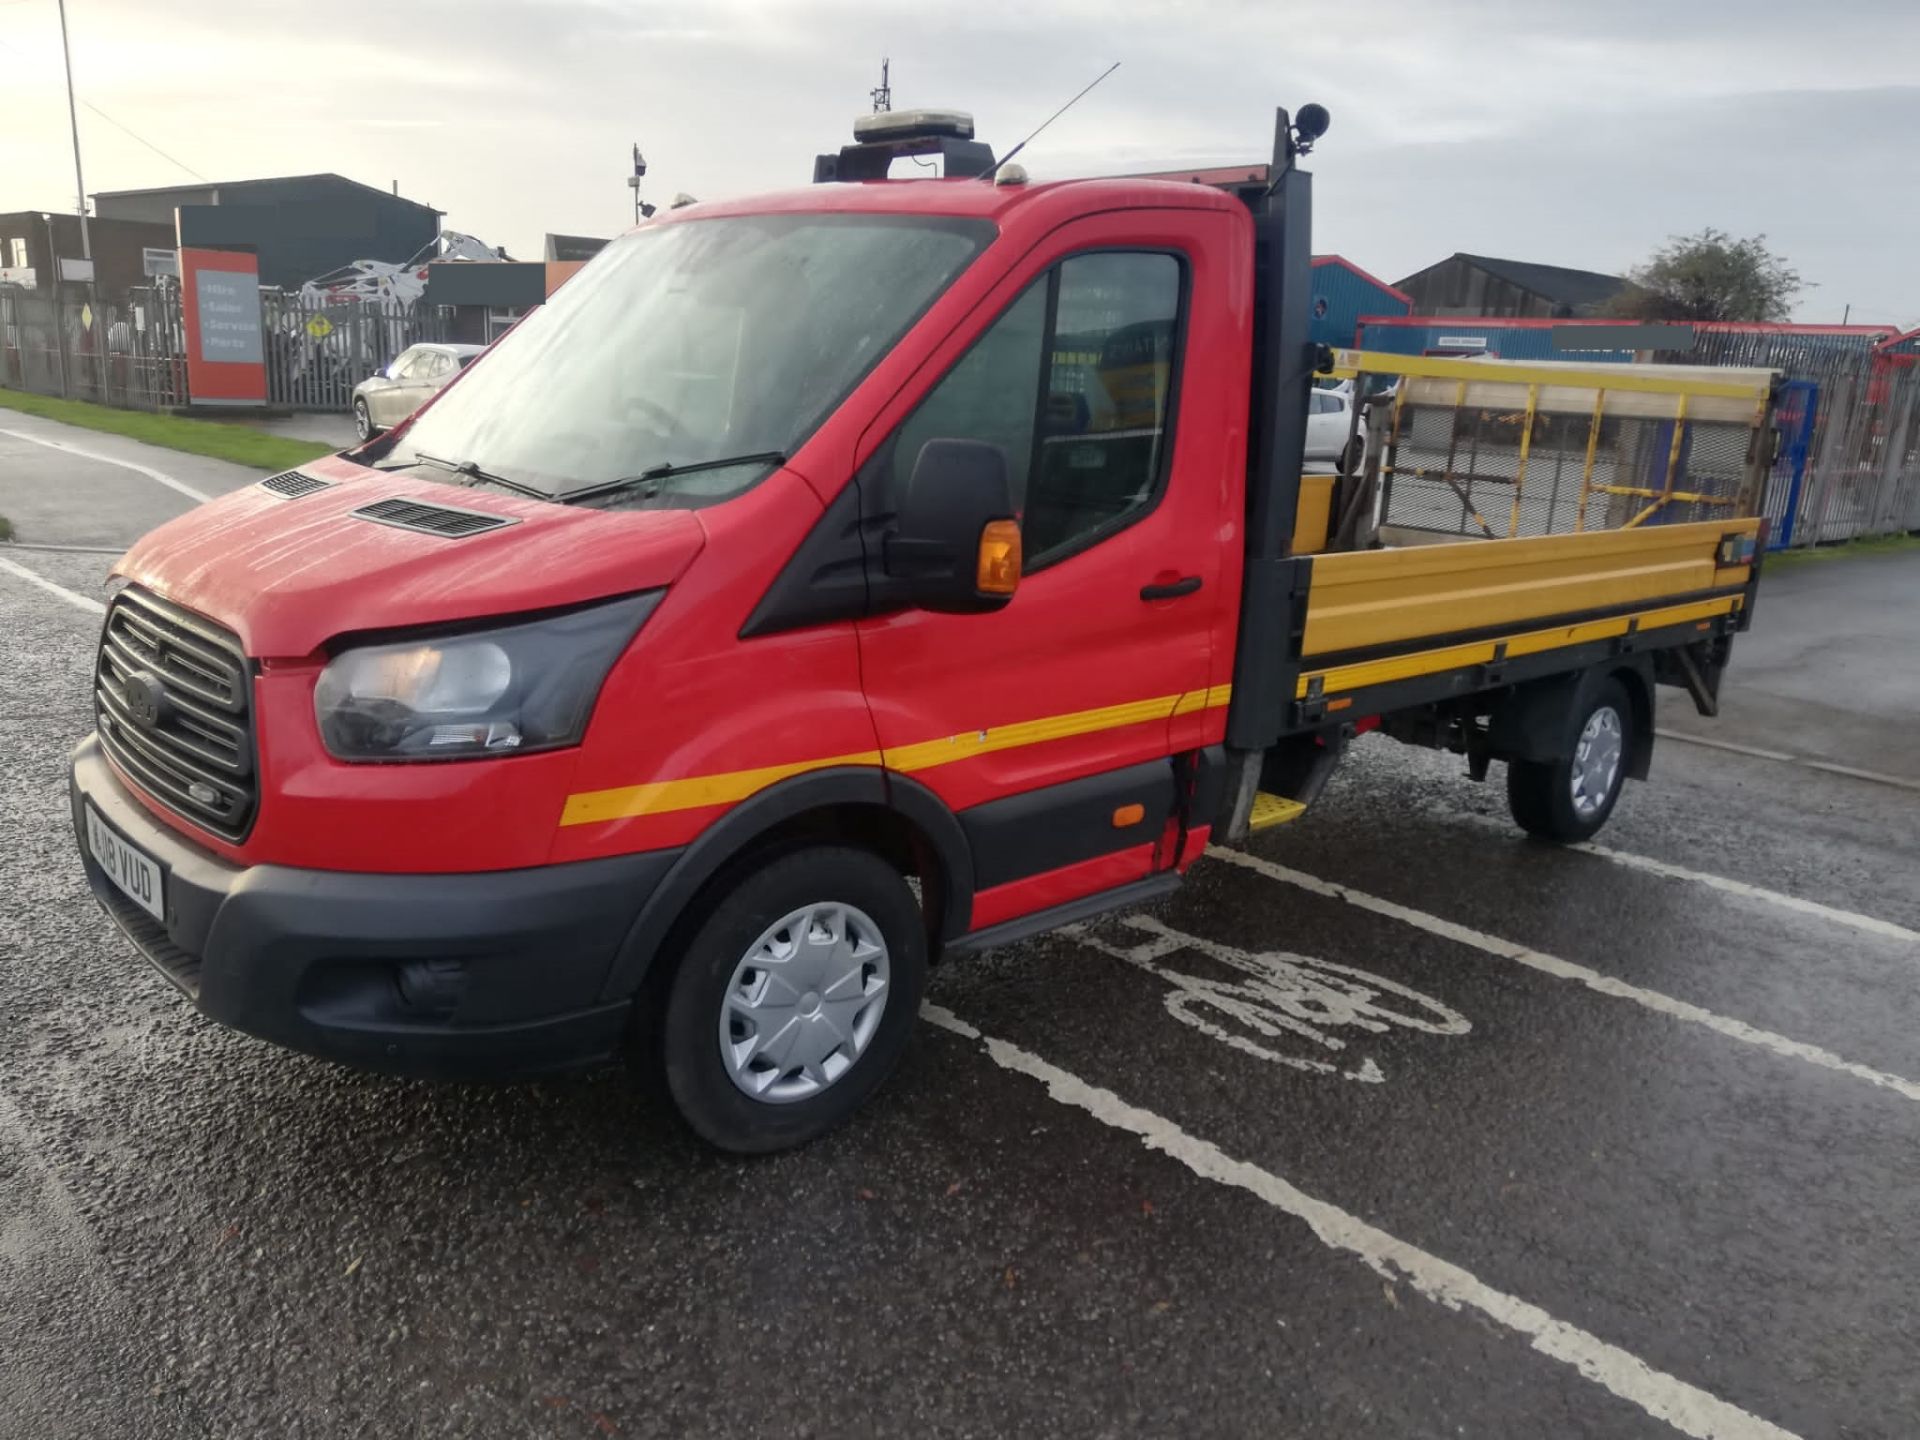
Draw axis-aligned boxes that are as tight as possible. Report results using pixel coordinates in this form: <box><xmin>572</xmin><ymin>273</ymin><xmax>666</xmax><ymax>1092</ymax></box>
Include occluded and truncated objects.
<box><xmin>871</xmin><ymin>57</ymin><xmax>892</xmax><ymax>113</ymax></box>
<box><xmin>980</xmin><ymin>61</ymin><xmax>1120</xmax><ymax>183</ymax></box>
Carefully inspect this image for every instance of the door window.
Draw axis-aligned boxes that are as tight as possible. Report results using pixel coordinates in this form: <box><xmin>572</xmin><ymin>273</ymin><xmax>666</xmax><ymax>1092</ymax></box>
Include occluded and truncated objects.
<box><xmin>883</xmin><ymin>250</ymin><xmax>1184</xmax><ymax>570</ymax></box>
<box><xmin>890</xmin><ymin>283</ymin><xmax>1047</xmax><ymax>525</ymax></box>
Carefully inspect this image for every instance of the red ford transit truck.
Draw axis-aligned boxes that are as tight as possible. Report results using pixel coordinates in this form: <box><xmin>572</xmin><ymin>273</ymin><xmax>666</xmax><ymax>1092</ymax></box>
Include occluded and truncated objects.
<box><xmin>71</xmin><ymin>109</ymin><xmax>1767</xmax><ymax>1150</ymax></box>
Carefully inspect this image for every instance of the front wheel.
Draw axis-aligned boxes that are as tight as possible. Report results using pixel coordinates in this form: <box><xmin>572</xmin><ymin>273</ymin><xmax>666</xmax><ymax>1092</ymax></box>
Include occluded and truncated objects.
<box><xmin>655</xmin><ymin>845</ymin><xmax>927</xmax><ymax>1153</ymax></box>
<box><xmin>353</xmin><ymin>398</ymin><xmax>376</xmax><ymax>441</ymax></box>
<box><xmin>1506</xmin><ymin>678</ymin><xmax>1632</xmax><ymax>842</ymax></box>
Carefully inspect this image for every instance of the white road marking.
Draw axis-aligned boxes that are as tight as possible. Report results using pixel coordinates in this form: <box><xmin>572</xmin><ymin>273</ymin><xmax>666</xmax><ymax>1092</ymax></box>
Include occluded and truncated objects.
<box><xmin>1563</xmin><ymin>840</ymin><xmax>1917</xmax><ymax>945</ymax></box>
<box><xmin>1447</xmin><ymin>812</ymin><xmax>1919</xmax><ymax>947</ymax></box>
<box><xmin>1799</xmin><ymin>758</ymin><xmax>1920</xmax><ymax>794</ymax></box>
<box><xmin>921</xmin><ymin>1001</ymin><xmax>1801</xmax><ymax>1440</ymax></box>
<box><xmin>0</xmin><ymin>556</ymin><xmax>106</xmax><ymax>616</ymax></box>
<box><xmin>1657</xmin><ymin>727</ymin><xmax>1920</xmax><ymax>794</ymax></box>
<box><xmin>1066</xmin><ymin>913</ymin><xmax>1467</xmax><ymax>1083</ymax></box>
<box><xmin>1212</xmin><ymin>847</ymin><xmax>1920</xmax><ymax>1105</ymax></box>
<box><xmin>1654</xmin><ymin>729</ymin><xmax>1794</xmax><ymax>763</ymax></box>
<box><xmin>1</xmin><ymin>540</ymin><xmax>125</xmax><ymax>556</ymax></box>
<box><xmin>1</xmin><ymin>426</ymin><xmax>213</xmax><ymax>503</ymax></box>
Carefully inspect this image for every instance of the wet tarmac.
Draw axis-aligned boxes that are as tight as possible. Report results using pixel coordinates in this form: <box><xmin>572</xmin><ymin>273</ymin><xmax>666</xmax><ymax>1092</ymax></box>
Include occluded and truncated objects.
<box><xmin>2</xmin><ymin>429</ymin><xmax>1916</xmax><ymax>1438</ymax></box>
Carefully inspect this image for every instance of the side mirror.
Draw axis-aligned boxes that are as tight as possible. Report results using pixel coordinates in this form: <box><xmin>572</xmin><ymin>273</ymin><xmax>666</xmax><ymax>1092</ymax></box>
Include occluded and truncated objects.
<box><xmin>885</xmin><ymin>439</ymin><xmax>1021</xmax><ymax>614</ymax></box>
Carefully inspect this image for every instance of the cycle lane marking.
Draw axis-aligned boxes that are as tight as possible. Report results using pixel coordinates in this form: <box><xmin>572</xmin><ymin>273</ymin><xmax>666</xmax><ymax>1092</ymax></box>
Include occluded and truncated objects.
<box><xmin>1065</xmin><ymin>913</ymin><xmax>1469</xmax><ymax>1084</ymax></box>
<box><xmin>1212</xmin><ymin>845</ymin><xmax>1920</xmax><ymax>1105</ymax></box>
<box><xmin>921</xmin><ymin>1001</ymin><xmax>1801</xmax><ymax>1440</ymax></box>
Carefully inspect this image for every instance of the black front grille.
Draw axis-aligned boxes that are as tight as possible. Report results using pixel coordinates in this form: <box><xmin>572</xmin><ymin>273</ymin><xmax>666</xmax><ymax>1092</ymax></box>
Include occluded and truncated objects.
<box><xmin>94</xmin><ymin>588</ymin><xmax>258</xmax><ymax>841</ymax></box>
<box><xmin>352</xmin><ymin>497</ymin><xmax>514</xmax><ymax>538</ymax></box>
<box><xmin>259</xmin><ymin>470</ymin><xmax>331</xmax><ymax>498</ymax></box>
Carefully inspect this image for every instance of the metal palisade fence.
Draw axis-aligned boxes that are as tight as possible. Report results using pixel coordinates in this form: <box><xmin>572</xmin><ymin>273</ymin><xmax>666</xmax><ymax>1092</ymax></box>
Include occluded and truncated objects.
<box><xmin>2</xmin><ymin>281</ymin><xmax>447</xmax><ymax>414</ymax></box>
<box><xmin>260</xmin><ymin>288</ymin><xmax>447</xmax><ymax>411</ymax></box>
<box><xmin>0</xmin><ymin>282</ymin><xmax>187</xmax><ymax>409</ymax></box>
<box><xmin>1659</xmin><ymin>329</ymin><xmax>1920</xmax><ymax>547</ymax></box>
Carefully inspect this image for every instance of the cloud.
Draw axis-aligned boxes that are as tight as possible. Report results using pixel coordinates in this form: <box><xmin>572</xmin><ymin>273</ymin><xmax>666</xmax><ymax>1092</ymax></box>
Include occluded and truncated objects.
<box><xmin>2</xmin><ymin>0</ymin><xmax>1913</xmax><ymax>320</ymax></box>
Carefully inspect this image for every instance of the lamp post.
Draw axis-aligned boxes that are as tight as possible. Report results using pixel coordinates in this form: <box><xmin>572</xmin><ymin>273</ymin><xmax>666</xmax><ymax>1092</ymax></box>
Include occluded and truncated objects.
<box><xmin>627</xmin><ymin>144</ymin><xmax>655</xmax><ymax>227</ymax></box>
<box><xmin>57</xmin><ymin>0</ymin><xmax>90</xmax><ymax>262</ymax></box>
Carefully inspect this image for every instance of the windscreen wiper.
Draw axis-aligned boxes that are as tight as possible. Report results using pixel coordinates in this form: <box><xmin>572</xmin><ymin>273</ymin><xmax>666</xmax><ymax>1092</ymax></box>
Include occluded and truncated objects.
<box><xmin>559</xmin><ymin>451</ymin><xmax>787</xmax><ymax>505</ymax></box>
<box><xmin>376</xmin><ymin>450</ymin><xmax>548</xmax><ymax>501</ymax></box>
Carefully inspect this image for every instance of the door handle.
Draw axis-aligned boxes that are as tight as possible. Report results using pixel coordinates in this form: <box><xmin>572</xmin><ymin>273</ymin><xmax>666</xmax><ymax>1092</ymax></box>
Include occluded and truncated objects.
<box><xmin>1140</xmin><ymin>575</ymin><xmax>1203</xmax><ymax>601</ymax></box>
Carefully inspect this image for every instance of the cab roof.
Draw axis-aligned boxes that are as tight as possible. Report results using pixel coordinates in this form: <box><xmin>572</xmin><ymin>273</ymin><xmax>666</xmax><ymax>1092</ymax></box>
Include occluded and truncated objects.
<box><xmin>648</xmin><ymin>174</ymin><xmax>1249</xmax><ymax>229</ymax></box>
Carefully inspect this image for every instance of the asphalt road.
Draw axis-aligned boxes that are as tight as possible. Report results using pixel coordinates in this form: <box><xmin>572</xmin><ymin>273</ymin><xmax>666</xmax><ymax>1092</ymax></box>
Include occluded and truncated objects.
<box><xmin>2</xmin><ymin>424</ymin><xmax>1917</xmax><ymax>1439</ymax></box>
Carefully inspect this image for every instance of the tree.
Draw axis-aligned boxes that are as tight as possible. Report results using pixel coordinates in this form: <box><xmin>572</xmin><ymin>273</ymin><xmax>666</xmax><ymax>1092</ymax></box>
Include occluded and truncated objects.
<box><xmin>1608</xmin><ymin>228</ymin><xmax>1802</xmax><ymax>323</ymax></box>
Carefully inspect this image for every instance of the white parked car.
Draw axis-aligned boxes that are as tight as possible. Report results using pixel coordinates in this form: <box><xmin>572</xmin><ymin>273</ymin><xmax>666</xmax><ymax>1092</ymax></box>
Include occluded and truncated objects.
<box><xmin>352</xmin><ymin>343</ymin><xmax>487</xmax><ymax>440</ymax></box>
<box><xmin>1305</xmin><ymin>384</ymin><xmax>1368</xmax><ymax>471</ymax></box>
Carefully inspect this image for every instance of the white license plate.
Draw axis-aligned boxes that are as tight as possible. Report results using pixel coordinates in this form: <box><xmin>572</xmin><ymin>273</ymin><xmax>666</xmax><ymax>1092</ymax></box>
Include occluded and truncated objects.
<box><xmin>86</xmin><ymin>805</ymin><xmax>165</xmax><ymax>923</ymax></box>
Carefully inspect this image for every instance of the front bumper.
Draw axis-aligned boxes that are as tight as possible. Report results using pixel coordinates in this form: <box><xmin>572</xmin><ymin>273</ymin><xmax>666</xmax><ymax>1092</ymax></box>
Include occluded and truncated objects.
<box><xmin>70</xmin><ymin>735</ymin><xmax>679</xmax><ymax>1079</ymax></box>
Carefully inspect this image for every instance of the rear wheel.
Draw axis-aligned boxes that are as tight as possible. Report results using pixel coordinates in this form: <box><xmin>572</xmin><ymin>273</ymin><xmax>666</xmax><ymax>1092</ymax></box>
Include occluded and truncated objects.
<box><xmin>1506</xmin><ymin>678</ymin><xmax>1631</xmax><ymax>842</ymax></box>
<box><xmin>1340</xmin><ymin>435</ymin><xmax>1365</xmax><ymax>474</ymax></box>
<box><xmin>655</xmin><ymin>845</ymin><xmax>927</xmax><ymax>1153</ymax></box>
<box><xmin>353</xmin><ymin>398</ymin><xmax>376</xmax><ymax>441</ymax></box>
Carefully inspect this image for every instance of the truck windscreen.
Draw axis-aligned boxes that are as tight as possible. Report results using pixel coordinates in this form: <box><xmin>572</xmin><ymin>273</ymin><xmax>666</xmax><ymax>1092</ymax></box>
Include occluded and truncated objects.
<box><xmin>385</xmin><ymin>212</ymin><xmax>994</xmax><ymax>504</ymax></box>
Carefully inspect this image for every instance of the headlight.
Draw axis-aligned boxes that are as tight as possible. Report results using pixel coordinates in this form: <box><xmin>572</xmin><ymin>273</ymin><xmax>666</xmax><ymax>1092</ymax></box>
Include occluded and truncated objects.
<box><xmin>314</xmin><ymin>592</ymin><xmax>660</xmax><ymax>761</ymax></box>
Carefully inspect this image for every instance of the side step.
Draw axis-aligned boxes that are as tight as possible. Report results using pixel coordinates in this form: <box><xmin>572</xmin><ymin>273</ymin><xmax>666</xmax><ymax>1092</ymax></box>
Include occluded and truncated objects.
<box><xmin>1220</xmin><ymin>744</ymin><xmax>1325</xmax><ymax>842</ymax></box>
<box><xmin>1248</xmin><ymin>792</ymin><xmax>1308</xmax><ymax>831</ymax></box>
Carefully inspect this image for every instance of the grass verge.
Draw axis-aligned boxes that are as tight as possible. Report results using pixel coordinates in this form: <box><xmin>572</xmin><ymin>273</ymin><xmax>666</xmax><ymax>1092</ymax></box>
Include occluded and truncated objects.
<box><xmin>0</xmin><ymin>388</ymin><xmax>335</xmax><ymax>472</ymax></box>
<box><xmin>1768</xmin><ymin>531</ymin><xmax>1920</xmax><ymax>570</ymax></box>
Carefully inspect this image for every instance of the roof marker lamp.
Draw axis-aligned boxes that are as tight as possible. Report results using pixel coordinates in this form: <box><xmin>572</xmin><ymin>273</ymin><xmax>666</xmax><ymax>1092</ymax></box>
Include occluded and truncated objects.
<box><xmin>315</xmin><ymin>592</ymin><xmax>660</xmax><ymax>761</ymax></box>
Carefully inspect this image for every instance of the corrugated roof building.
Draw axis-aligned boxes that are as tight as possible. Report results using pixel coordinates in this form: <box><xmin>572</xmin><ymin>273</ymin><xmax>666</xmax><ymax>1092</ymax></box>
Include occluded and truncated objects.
<box><xmin>1394</xmin><ymin>252</ymin><xmax>1630</xmax><ymax>319</ymax></box>
<box><xmin>92</xmin><ymin>173</ymin><xmax>443</xmax><ymax>290</ymax></box>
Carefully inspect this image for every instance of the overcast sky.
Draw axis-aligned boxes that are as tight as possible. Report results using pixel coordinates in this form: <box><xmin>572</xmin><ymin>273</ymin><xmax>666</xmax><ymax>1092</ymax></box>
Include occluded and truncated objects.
<box><xmin>6</xmin><ymin>0</ymin><xmax>1917</xmax><ymax>323</ymax></box>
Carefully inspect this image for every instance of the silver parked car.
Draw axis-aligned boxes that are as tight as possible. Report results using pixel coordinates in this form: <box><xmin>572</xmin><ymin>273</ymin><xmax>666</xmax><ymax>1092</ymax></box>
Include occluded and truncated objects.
<box><xmin>1305</xmin><ymin>383</ymin><xmax>1369</xmax><ymax>472</ymax></box>
<box><xmin>353</xmin><ymin>343</ymin><xmax>487</xmax><ymax>440</ymax></box>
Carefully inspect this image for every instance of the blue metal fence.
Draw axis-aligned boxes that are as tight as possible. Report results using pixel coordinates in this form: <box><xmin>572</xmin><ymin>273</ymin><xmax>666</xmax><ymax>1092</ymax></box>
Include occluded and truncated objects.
<box><xmin>1764</xmin><ymin>379</ymin><xmax>1818</xmax><ymax>549</ymax></box>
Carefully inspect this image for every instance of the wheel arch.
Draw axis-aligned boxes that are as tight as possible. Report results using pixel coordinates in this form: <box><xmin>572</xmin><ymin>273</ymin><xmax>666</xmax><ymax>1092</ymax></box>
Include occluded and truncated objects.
<box><xmin>1488</xmin><ymin>654</ymin><xmax>1654</xmax><ymax>779</ymax></box>
<box><xmin>1604</xmin><ymin>657</ymin><xmax>1656</xmax><ymax>781</ymax></box>
<box><xmin>599</xmin><ymin>766</ymin><xmax>973</xmax><ymax>1003</ymax></box>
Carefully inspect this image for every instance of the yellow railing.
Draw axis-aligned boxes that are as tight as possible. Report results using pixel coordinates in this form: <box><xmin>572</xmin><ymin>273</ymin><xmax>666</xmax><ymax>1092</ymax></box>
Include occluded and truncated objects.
<box><xmin>1322</xmin><ymin>350</ymin><xmax>1777</xmax><ymax>538</ymax></box>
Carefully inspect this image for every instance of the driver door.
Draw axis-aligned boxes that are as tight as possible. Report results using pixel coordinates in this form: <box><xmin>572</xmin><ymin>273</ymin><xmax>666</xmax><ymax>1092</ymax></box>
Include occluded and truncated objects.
<box><xmin>854</xmin><ymin>209</ymin><xmax>1242</xmax><ymax>930</ymax></box>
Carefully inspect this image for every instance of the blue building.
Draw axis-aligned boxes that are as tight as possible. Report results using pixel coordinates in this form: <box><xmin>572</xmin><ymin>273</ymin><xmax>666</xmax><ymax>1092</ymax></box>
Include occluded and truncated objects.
<box><xmin>1309</xmin><ymin>255</ymin><xmax>1410</xmax><ymax>348</ymax></box>
<box><xmin>1352</xmin><ymin>316</ymin><xmax>1899</xmax><ymax>369</ymax></box>
<box><xmin>1351</xmin><ymin>316</ymin><xmax>1631</xmax><ymax>361</ymax></box>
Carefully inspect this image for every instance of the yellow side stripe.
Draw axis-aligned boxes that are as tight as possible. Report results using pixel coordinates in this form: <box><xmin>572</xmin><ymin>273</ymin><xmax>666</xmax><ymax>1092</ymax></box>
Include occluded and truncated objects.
<box><xmin>560</xmin><ymin>749</ymin><xmax>883</xmax><ymax>827</ymax></box>
<box><xmin>565</xmin><ymin>589</ymin><xmax>1738</xmax><ymax>828</ymax></box>
<box><xmin>560</xmin><ymin>684</ymin><xmax>1236</xmax><ymax>827</ymax></box>
<box><xmin>1297</xmin><ymin>597</ymin><xmax>1741</xmax><ymax>699</ymax></box>
<box><xmin>1173</xmin><ymin>683</ymin><xmax>1234</xmax><ymax>716</ymax></box>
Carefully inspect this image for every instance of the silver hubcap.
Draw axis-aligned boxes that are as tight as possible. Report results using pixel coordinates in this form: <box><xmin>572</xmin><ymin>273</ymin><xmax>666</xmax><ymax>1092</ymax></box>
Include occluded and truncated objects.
<box><xmin>719</xmin><ymin>902</ymin><xmax>890</xmax><ymax>1104</ymax></box>
<box><xmin>355</xmin><ymin>404</ymin><xmax>369</xmax><ymax>438</ymax></box>
<box><xmin>1570</xmin><ymin>704</ymin><xmax>1624</xmax><ymax>818</ymax></box>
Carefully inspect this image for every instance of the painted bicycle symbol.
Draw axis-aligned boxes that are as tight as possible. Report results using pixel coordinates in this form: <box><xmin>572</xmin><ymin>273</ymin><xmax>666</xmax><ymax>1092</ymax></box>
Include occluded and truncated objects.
<box><xmin>1068</xmin><ymin>914</ymin><xmax>1470</xmax><ymax>1083</ymax></box>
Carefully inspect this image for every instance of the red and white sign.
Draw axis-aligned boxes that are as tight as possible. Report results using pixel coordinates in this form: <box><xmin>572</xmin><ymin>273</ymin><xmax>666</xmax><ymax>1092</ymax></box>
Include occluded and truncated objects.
<box><xmin>180</xmin><ymin>248</ymin><xmax>267</xmax><ymax>406</ymax></box>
